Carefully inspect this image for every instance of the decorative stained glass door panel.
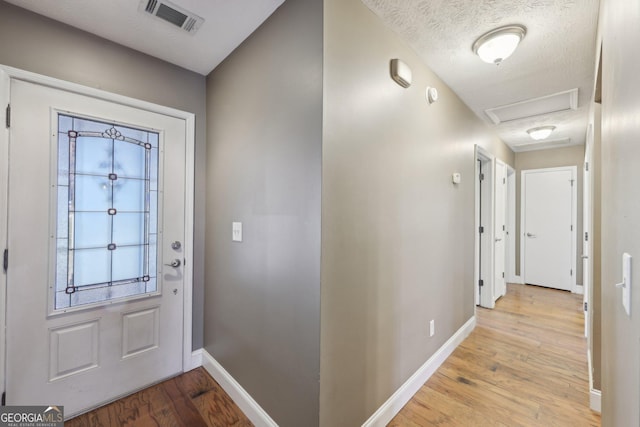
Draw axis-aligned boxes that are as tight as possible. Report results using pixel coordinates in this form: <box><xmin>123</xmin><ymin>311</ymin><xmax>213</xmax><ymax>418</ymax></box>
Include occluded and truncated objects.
<box><xmin>55</xmin><ymin>114</ymin><xmax>160</xmax><ymax>311</ymax></box>
<box><xmin>6</xmin><ymin>79</ymin><xmax>186</xmax><ymax>418</ymax></box>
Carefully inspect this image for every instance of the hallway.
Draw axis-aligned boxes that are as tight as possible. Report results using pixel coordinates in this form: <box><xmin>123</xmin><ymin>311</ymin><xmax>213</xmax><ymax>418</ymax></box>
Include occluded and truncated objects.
<box><xmin>390</xmin><ymin>284</ymin><xmax>600</xmax><ymax>426</ymax></box>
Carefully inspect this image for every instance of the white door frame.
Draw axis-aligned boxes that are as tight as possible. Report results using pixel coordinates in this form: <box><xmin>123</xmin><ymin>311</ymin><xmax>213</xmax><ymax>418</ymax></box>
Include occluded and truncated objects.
<box><xmin>505</xmin><ymin>166</ymin><xmax>519</xmax><ymax>284</ymax></box>
<box><xmin>475</xmin><ymin>145</ymin><xmax>496</xmax><ymax>308</ymax></box>
<box><xmin>520</xmin><ymin>165</ymin><xmax>578</xmax><ymax>292</ymax></box>
<box><xmin>0</xmin><ymin>68</ymin><xmax>9</xmax><ymax>397</ymax></box>
<box><xmin>583</xmin><ymin>124</ymin><xmax>594</xmax><ymax>337</ymax></box>
<box><xmin>494</xmin><ymin>159</ymin><xmax>507</xmax><ymax>300</ymax></box>
<box><xmin>0</xmin><ymin>65</ymin><xmax>197</xmax><ymax>397</ymax></box>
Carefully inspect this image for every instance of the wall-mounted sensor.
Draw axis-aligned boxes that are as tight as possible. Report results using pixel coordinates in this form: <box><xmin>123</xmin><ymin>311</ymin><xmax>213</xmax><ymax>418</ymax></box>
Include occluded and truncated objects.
<box><xmin>426</xmin><ymin>86</ymin><xmax>439</xmax><ymax>104</ymax></box>
<box><xmin>452</xmin><ymin>172</ymin><xmax>461</xmax><ymax>184</ymax></box>
<box><xmin>390</xmin><ymin>59</ymin><xmax>412</xmax><ymax>88</ymax></box>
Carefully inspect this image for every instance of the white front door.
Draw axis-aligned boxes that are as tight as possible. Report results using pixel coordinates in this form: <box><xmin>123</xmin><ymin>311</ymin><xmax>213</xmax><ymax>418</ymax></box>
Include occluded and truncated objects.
<box><xmin>522</xmin><ymin>167</ymin><xmax>575</xmax><ymax>291</ymax></box>
<box><xmin>494</xmin><ymin>160</ymin><xmax>507</xmax><ymax>300</ymax></box>
<box><xmin>5</xmin><ymin>79</ymin><xmax>186</xmax><ymax>417</ymax></box>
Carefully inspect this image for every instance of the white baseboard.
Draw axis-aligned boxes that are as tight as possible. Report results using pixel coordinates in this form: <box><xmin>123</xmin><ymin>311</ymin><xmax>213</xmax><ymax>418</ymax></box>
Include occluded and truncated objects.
<box><xmin>362</xmin><ymin>316</ymin><xmax>476</xmax><ymax>427</ymax></box>
<box><xmin>190</xmin><ymin>349</ymin><xmax>203</xmax><ymax>370</ymax></box>
<box><xmin>575</xmin><ymin>284</ymin><xmax>584</xmax><ymax>295</ymax></box>
<box><xmin>590</xmin><ymin>389</ymin><xmax>601</xmax><ymax>413</ymax></box>
<box><xmin>201</xmin><ymin>349</ymin><xmax>278</xmax><ymax>427</ymax></box>
<box><xmin>587</xmin><ymin>348</ymin><xmax>601</xmax><ymax>413</ymax></box>
<box><xmin>509</xmin><ymin>275</ymin><xmax>524</xmax><ymax>285</ymax></box>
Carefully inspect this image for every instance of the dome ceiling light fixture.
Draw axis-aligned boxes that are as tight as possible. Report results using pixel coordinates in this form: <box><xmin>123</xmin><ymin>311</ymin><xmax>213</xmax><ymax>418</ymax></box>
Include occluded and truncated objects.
<box><xmin>472</xmin><ymin>25</ymin><xmax>527</xmax><ymax>65</ymax></box>
<box><xmin>527</xmin><ymin>125</ymin><xmax>557</xmax><ymax>141</ymax></box>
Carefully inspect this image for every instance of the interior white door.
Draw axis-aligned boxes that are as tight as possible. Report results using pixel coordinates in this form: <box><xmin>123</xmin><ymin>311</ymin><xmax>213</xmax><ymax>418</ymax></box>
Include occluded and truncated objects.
<box><xmin>478</xmin><ymin>155</ymin><xmax>495</xmax><ymax>308</ymax></box>
<box><xmin>506</xmin><ymin>167</ymin><xmax>517</xmax><ymax>283</ymax></box>
<box><xmin>523</xmin><ymin>168</ymin><xmax>574</xmax><ymax>291</ymax></box>
<box><xmin>494</xmin><ymin>160</ymin><xmax>507</xmax><ymax>300</ymax></box>
<box><xmin>5</xmin><ymin>79</ymin><xmax>186</xmax><ymax>417</ymax></box>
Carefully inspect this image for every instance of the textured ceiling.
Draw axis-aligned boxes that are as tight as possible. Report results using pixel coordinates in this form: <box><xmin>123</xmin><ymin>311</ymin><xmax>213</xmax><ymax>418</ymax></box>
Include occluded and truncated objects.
<box><xmin>361</xmin><ymin>0</ymin><xmax>600</xmax><ymax>152</ymax></box>
<box><xmin>6</xmin><ymin>0</ymin><xmax>284</xmax><ymax>76</ymax></box>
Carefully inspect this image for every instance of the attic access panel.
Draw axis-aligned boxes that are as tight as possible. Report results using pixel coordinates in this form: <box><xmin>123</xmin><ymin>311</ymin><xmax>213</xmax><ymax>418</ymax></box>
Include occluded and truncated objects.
<box><xmin>485</xmin><ymin>89</ymin><xmax>578</xmax><ymax>125</ymax></box>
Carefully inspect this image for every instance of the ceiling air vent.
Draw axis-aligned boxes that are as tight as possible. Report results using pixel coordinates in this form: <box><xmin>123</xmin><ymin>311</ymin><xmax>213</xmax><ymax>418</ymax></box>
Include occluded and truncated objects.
<box><xmin>139</xmin><ymin>0</ymin><xmax>204</xmax><ymax>34</ymax></box>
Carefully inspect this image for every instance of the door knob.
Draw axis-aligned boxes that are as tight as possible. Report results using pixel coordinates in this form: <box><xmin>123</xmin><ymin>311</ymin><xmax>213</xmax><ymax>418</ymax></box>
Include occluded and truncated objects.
<box><xmin>495</xmin><ymin>238</ymin><xmax>502</xmax><ymax>242</ymax></box>
<box><xmin>164</xmin><ymin>259</ymin><xmax>181</xmax><ymax>268</ymax></box>
<box><xmin>171</xmin><ymin>241</ymin><xmax>182</xmax><ymax>250</ymax></box>
<box><xmin>582</xmin><ymin>254</ymin><xmax>589</xmax><ymax>259</ymax></box>
<box><xmin>526</xmin><ymin>233</ymin><xmax>536</xmax><ymax>238</ymax></box>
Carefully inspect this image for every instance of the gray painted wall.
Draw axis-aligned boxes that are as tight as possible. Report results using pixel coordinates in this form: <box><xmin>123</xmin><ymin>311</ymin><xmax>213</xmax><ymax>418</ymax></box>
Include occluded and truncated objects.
<box><xmin>0</xmin><ymin>0</ymin><xmax>206</xmax><ymax>349</ymax></box>
<box><xmin>203</xmin><ymin>0</ymin><xmax>322</xmax><ymax>425</ymax></box>
<box><xmin>321</xmin><ymin>0</ymin><xmax>513</xmax><ymax>425</ymax></box>
<box><xmin>514</xmin><ymin>145</ymin><xmax>585</xmax><ymax>286</ymax></box>
<box><xmin>600</xmin><ymin>0</ymin><xmax>640</xmax><ymax>423</ymax></box>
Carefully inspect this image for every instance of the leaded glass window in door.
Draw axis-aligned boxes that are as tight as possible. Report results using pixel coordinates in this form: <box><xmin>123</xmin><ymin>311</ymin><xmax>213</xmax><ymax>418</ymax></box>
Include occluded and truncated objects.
<box><xmin>55</xmin><ymin>114</ymin><xmax>159</xmax><ymax>310</ymax></box>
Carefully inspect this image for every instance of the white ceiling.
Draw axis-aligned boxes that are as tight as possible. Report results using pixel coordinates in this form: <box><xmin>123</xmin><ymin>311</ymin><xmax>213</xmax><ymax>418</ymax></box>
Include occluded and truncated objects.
<box><xmin>8</xmin><ymin>0</ymin><xmax>599</xmax><ymax>151</ymax></box>
<box><xmin>6</xmin><ymin>0</ymin><xmax>284</xmax><ymax>76</ymax></box>
<box><xmin>361</xmin><ymin>0</ymin><xmax>600</xmax><ymax>152</ymax></box>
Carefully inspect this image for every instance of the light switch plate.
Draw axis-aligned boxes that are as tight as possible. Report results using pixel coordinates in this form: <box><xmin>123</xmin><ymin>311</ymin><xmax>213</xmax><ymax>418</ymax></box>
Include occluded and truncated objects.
<box><xmin>232</xmin><ymin>222</ymin><xmax>242</xmax><ymax>242</ymax></box>
<box><xmin>623</xmin><ymin>253</ymin><xmax>631</xmax><ymax>316</ymax></box>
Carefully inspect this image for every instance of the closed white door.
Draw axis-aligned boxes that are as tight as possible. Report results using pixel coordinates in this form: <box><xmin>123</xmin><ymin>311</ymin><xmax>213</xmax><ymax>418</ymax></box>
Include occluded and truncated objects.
<box><xmin>522</xmin><ymin>168</ymin><xmax>575</xmax><ymax>291</ymax></box>
<box><xmin>494</xmin><ymin>160</ymin><xmax>507</xmax><ymax>300</ymax></box>
<box><xmin>5</xmin><ymin>80</ymin><xmax>186</xmax><ymax>417</ymax></box>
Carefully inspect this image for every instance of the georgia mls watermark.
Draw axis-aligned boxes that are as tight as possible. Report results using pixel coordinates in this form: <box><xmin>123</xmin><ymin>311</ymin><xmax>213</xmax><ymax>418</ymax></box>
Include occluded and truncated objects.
<box><xmin>0</xmin><ymin>406</ymin><xmax>63</xmax><ymax>427</ymax></box>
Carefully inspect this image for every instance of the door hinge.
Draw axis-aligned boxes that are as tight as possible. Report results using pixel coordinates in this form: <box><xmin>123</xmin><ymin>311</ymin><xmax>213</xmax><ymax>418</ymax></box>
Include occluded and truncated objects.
<box><xmin>502</xmin><ymin>272</ymin><xmax>505</xmax><ymax>278</ymax></box>
<box><xmin>479</xmin><ymin>279</ymin><xmax>484</xmax><ymax>287</ymax></box>
<box><xmin>585</xmin><ymin>232</ymin><xmax>589</xmax><ymax>241</ymax></box>
<box><xmin>502</xmin><ymin>225</ymin><xmax>505</xmax><ymax>231</ymax></box>
<box><xmin>571</xmin><ymin>225</ymin><xmax>573</xmax><ymax>231</ymax></box>
<box><xmin>1</xmin><ymin>391</ymin><xmax>5</xmax><ymax>406</ymax></box>
<box><xmin>585</xmin><ymin>162</ymin><xmax>589</xmax><ymax>172</ymax></box>
<box><xmin>479</xmin><ymin>226</ymin><xmax>484</xmax><ymax>234</ymax></box>
<box><xmin>5</xmin><ymin>104</ymin><xmax>9</xmax><ymax>128</ymax></box>
<box><xmin>479</xmin><ymin>173</ymin><xmax>485</xmax><ymax>181</ymax></box>
<box><xmin>584</xmin><ymin>302</ymin><xmax>588</xmax><ymax>312</ymax></box>
<box><xmin>570</xmin><ymin>179</ymin><xmax>575</xmax><ymax>187</ymax></box>
<box><xmin>503</xmin><ymin>178</ymin><xmax>506</xmax><ymax>184</ymax></box>
<box><xmin>570</xmin><ymin>269</ymin><xmax>573</xmax><ymax>276</ymax></box>
<box><xmin>2</xmin><ymin>249</ymin><xmax>7</xmax><ymax>273</ymax></box>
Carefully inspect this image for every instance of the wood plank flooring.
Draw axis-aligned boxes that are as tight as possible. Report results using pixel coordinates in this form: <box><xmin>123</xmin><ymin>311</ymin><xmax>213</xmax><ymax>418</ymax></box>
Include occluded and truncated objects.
<box><xmin>65</xmin><ymin>367</ymin><xmax>253</xmax><ymax>427</ymax></box>
<box><xmin>389</xmin><ymin>283</ymin><xmax>601</xmax><ymax>426</ymax></box>
<box><xmin>67</xmin><ymin>283</ymin><xmax>598</xmax><ymax>426</ymax></box>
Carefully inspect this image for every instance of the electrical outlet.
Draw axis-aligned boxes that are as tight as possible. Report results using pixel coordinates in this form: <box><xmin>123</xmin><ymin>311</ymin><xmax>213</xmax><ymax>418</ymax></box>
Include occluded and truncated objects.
<box><xmin>429</xmin><ymin>319</ymin><xmax>435</xmax><ymax>337</ymax></box>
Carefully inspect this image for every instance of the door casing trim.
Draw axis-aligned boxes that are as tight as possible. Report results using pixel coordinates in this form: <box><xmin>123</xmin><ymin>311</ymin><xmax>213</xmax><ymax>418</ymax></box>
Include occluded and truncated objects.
<box><xmin>475</xmin><ymin>145</ymin><xmax>496</xmax><ymax>309</ymax></box>
<box><xmin>0</xmin><ymin>65</ymin><xmax>197</xmax><ymax>398</ymax></box>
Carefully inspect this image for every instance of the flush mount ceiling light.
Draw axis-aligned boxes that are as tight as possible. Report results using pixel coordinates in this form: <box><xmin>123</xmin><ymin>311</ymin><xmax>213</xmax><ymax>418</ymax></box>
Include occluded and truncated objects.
<box><xmin>527</xmin><ymin>125</ymin><xmax>556</xmax><ymax>140</ymax></box>
<box><xmin>472</xmin><ymin>25</ymin><xmax>527</xmax><ymax>65</ymax></box>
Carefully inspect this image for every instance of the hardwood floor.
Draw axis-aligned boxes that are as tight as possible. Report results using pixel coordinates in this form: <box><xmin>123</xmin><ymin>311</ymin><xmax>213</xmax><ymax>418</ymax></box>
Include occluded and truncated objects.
<box><xmin>66</xmin><ymin>284</ymin><xmax>598</xmax><ymax>426</ymax></box>
<box><xmin>65</xmin><ymin>367</ymin><xmax>253</xmax><ymax>427</ymax></box>
<box><xmin>389</xmin><ymin>283</ymin><xmax>601</xmax><ymax>426</ymax></box>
